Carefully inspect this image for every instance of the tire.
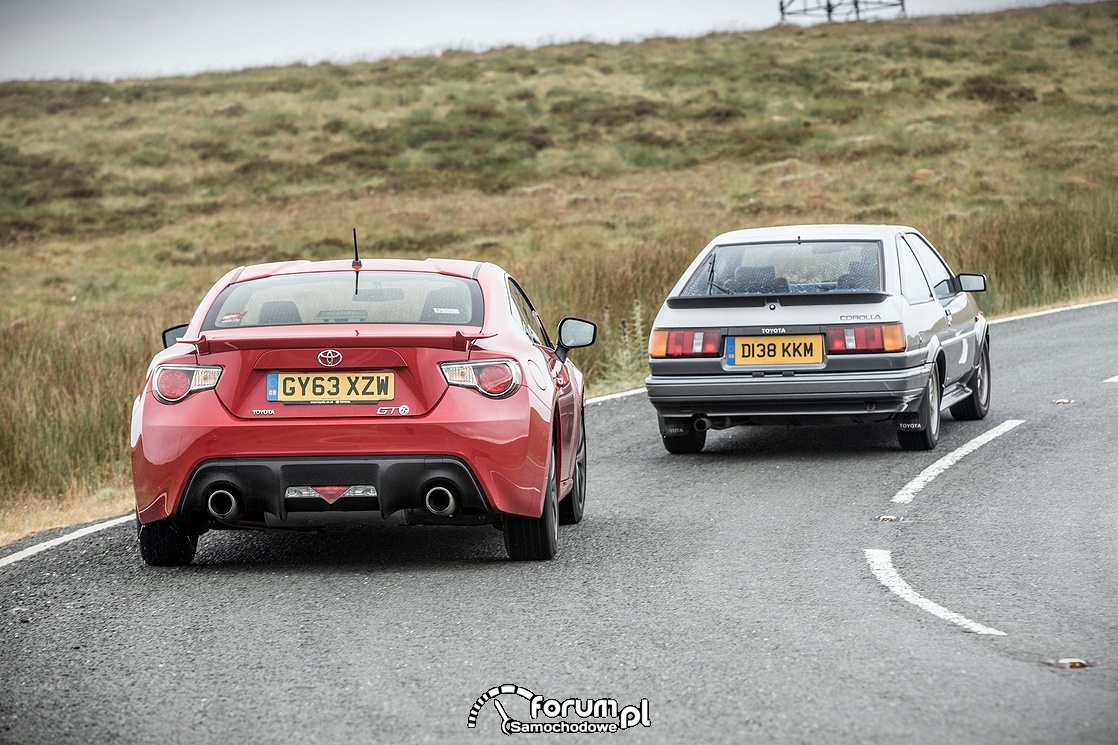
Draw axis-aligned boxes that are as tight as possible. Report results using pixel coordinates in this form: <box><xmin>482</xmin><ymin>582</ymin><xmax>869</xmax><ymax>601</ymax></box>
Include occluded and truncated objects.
<box><xmin>898</xmin><ymin>370</ymin><xmax>942</xmax><ymax>451</ymax></box>
<box><xmin>138</xmin><ymin>516</ymin><xmax>198</xmax><ymax>566</ymax></box>
<box><xmin>559</xmin><ymin>421</ymin><xmax>587</xmax><ymax>525</ymax></box>
<box><xmin>504</xmin><ymin>451</ymin><xmax>559</xmax><ymax>561</ymax></box>
<box><xmin>662</xmin><ymin>427</ymin><xmax>706</xmax><ymax>454</ymax></box>
<box><xmin>950</xmin><ymin>341</ymin><xmax>991</xmax><ymax>421</ymax></box>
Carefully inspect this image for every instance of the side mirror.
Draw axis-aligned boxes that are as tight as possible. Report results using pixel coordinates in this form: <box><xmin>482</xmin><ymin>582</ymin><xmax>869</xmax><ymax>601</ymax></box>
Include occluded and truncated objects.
<box><xmin>956</xmin><ymin>273</ymin><xmax>987</xmax><ymax>293</ymax></box>
<box><xmin>555</xmin><ymin>317</ymin><xmax>597</xmax><ymax>363</ymax></box>
<box><xmin>162</xmin><ymin>324</ymin><xmax>189</xmax><ymax>349</ymax></box>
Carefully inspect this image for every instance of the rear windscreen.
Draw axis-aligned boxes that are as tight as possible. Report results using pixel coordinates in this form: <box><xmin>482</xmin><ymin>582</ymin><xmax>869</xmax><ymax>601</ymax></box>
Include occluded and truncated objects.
<box><xmin>202</xmin><ymin>271</ymin><xmax>483</xmax><ymax>330</ymax></box>
<box><xmin>681</xmin><ymin>240</ymin><xmax>884</xmax><ymax>296</ymax></box>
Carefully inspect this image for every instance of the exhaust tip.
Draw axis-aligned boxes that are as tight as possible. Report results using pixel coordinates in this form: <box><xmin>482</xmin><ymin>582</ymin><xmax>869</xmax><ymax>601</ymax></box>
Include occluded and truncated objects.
<box><xmin>694</xmin><ymin>417</ymin><xmax>713</xmax><ymax>432</ymax></box>
<box><xmin>424</xmin><ymin>485</ymin><xmax>456</xmax><ymax>517</ymax></box>
<box><xmin>207</xmin><ymin>488</ymin><xmax>241</xmax><ymax>521</ymax></box>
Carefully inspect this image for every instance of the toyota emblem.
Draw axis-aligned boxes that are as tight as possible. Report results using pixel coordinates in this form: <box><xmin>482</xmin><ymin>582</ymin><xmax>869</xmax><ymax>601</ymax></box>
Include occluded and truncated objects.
<box><xmin>318</xmin><ymin>349</ymin><xmax>343</xmax><ymax>367</ymax></box>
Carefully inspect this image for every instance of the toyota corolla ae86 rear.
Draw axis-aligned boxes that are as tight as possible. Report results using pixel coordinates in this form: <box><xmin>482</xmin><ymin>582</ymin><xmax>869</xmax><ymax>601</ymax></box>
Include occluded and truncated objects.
<box><xmin>130</xmin><ymin>258</ymin><xmax>596</xmax><ymax>566</ymax></box>
<box><xmin>646</xmin><ymin>224</ymin><xmax>991</xmax><ymax>454</ymax></box>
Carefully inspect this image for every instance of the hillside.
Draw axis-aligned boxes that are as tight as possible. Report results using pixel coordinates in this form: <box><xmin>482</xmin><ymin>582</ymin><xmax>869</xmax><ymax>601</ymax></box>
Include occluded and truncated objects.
<box><xmin>0</xmin><ymin>1</ymin><xmax>1116</xmax><ymax>534</ymax></box>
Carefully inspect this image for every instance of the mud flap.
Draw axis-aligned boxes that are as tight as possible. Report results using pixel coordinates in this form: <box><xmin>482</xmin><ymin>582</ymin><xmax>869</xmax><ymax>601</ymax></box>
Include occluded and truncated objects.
<box><xmin>658</xmin><ymin>416</ymin><xmax>693</xmax><ymax>436</ymax></box>
<box><xmin>894</xmin><ymin>412</ymin><xmax>925</xmax><ymax>431</ymax></box>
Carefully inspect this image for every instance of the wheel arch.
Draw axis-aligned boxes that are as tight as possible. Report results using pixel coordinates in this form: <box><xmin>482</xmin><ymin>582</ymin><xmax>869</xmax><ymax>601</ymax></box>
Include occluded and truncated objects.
<box><xmin>934</xmin><ymin>349</ymin><xmax>947</xmax><ymax>386</ymax></box>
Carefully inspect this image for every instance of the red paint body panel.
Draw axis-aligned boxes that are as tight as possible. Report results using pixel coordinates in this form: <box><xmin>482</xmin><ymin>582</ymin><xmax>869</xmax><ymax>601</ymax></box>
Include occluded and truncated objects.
<box><xmin>132</xmin><ymin>383</ymin><xmax>546</xmax><ymax>521</ymax></box>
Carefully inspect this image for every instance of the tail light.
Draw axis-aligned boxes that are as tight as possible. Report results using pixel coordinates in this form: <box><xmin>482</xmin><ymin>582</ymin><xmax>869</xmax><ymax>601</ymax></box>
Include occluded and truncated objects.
<box><xmin>152</xmin><ymin>365</ymin><xmax>222</xmax><ymax>403</ymax></box>
<box><xmin>441</xmin><ymin>359</ymin><xmax>520</xmax><ymax>398</ymax></box>
<box><xmin>649</xmin><ymin>329</ymin><xmax>721</xmax><ymax>358</ymax></box>
<box><xmin>826</xmin><ymin>324</ymin><xmax>906</xmax><ymax>354</ymax></box>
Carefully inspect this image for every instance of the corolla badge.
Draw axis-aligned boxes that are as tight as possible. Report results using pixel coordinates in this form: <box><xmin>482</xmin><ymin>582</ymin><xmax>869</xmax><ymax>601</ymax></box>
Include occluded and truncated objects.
<box><xmin>318</xmin><ymin>349</ymin><xmax>343</xmax><ymax>367</ymax></box>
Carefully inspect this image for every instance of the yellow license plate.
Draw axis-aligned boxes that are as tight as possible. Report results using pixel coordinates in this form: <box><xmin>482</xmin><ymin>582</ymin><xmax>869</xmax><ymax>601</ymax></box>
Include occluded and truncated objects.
<box><xmin>267</xmin><ymin>372</ymin><xmax>394</xmax><ymax>403</ymax></box>
<box><xmin>727</xmin><ymin>335</ymin><xmax>823</xmax><ymax>365</ymax></box>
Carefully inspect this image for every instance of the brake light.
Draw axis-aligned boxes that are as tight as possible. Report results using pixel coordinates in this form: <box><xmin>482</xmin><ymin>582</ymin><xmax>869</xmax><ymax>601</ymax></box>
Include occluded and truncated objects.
<box><xmin>649</xmin><ymin>329</ymin><xmax>721</xmax><ymax>358</ymax></box>
<box><xmin>476</xmin><ymin>363</ymin><xmax>516</xmax><ymax>396</ymax></box>
<box><xmin>826</xmin><ymin>324</ymin><xmax>906</xmax><ymax>354</ymax></box>
<box><xmin>441</xmin><ymin>359</ymin><xmax>520</xmax><ymax>398</ymax></box>
<box><xmin>152</xmin><ymin>365</ymin><xmax>222</xmax><ymax>403</ymax></box>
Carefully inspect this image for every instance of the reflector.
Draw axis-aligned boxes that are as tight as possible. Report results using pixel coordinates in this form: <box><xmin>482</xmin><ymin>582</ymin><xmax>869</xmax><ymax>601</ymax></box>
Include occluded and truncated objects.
<box><xmin>285</xmin><ymin>485</ymin><xmax>377</xmax><ymax>504</ymax></box>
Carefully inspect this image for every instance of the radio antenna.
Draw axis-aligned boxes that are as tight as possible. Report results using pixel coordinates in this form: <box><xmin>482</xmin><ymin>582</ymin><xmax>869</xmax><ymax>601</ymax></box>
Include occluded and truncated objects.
<box><xmin>352</xmin><ymin>228</ymin><xmax>362</xmax><ymax>269</ymax></box>
<box><xmin>352</xmin><ymin>228</ymin><xmax>362</xmax><ymax>296</ymax></box>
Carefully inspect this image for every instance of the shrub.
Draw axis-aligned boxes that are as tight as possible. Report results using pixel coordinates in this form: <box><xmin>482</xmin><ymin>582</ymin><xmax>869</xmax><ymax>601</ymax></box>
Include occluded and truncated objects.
<box><xmin>957</xmin><ymin>75</ymin><xmax>1037</xmax><ymax>111</ymax></box>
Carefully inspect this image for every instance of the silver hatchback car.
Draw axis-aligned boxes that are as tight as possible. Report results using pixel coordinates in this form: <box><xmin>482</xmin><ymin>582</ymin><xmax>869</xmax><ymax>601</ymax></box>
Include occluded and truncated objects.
<box><xmin>646</xmin><ymin>224</ymin><xmax>990</xmax><ymax>453</ymax></box>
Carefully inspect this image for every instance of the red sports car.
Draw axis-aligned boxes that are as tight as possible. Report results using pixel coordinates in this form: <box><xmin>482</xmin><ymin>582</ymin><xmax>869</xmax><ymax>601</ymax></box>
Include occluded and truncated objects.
<box><xmin>130</xmin><ymin>257</ymin><xmax>596</xmax><ymax>565</ymax></box>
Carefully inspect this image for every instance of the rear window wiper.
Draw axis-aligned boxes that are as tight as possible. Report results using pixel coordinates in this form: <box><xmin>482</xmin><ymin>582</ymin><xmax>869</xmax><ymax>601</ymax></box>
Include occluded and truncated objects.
<box><xmin>706</xmin><ymin>254</ymin><xmax>731</xmax><ymax>295</ymax></box>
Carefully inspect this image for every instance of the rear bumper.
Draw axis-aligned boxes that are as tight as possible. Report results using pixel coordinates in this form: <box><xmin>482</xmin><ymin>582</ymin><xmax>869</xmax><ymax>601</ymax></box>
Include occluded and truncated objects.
<box><xmin>645</xmin><ymin>364</ymin><xmax>932</xmax><ymax>425</ymax></box>
<box><xmin>177</xmin><ymin>456</ymin><xmax>491</xmax><ymax>530</ymax></box>
<box><xmin>131</xmin><ymin>384</ymin><xmax>549</xmax><ymax>525</ymax></box>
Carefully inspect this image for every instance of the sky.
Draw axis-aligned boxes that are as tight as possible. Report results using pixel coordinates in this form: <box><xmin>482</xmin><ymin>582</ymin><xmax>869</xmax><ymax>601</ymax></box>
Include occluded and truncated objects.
<box><xmin>0</xmin><ymin>0</ymin><xmax>1099</xmax><ymax>83</ymax></box>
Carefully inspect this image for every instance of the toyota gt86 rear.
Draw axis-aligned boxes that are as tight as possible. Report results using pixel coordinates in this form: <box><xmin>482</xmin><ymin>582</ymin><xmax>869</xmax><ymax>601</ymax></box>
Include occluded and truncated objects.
<box><xmin>131</xmin><ymin>258</ymin><xmax>595</xmax><ymax>565</ymax></box>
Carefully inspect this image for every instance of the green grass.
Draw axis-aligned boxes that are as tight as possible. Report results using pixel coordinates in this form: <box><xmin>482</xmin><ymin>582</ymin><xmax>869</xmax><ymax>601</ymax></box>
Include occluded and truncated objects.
<box><xmin>1</xmin><ymin>1</ymin><xmax>1117</xmax><ymax>538</ymax></box>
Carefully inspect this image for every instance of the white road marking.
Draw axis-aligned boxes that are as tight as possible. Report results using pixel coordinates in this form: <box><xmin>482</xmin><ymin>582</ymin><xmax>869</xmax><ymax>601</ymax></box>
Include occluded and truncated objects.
<box><xmin>0</xmin><ymin>514</ymin><xmax>133</xmax><ymax>570</ymax></box>
<box><xmin>892</xmin><ymin>420</ymin><xmax>1025</xmax><ymax>504</ymax></box>
<box><xmin>865</xmin><ymin>549</ymin><xmax>1007</xmax><ymax>635</ymax></box>
<box><xmin>1105</xmin><ymin>375</ymin><xmax>1118</xmax><ymax>383</ymax></box>
<box><xmin>987</xmin><ymin>296</ymin><xmax>1118</xmax><ymax>325</ymax></box>
<box><xmin>586</xmin><ymin>387</ymin><xmax>646</xmax><ymax>405</ymax></box>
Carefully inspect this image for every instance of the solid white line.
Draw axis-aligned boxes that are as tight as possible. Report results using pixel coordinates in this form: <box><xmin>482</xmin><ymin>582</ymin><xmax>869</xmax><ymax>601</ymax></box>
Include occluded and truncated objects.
<box><xmin>0</xmin><ymin>514</ymin><xmax>133</xmax><ymax>570</ymax></box>
<box><xmin>586</xmin><ymin>387</ymin><xmax>646</xmax><ymax>405</ymax></box>
<box><xmin>1105</xmin><ymin>375</ymin><xmax>1118</xmax><ymax>383</ymax></box>
<box><xmin>987</xmin><ymin>296</ymin><xmax>1118</xmax><ymax>325</ymax></box>
<box><xmin>865</xmin><ymin>549</ymin><xmax>1006</xmax><ymax>635</ymax></box>
<box><xmin>892</xmin><ymin>420</ymin><xmax>1025</xmax><ymax>504</ymax></box>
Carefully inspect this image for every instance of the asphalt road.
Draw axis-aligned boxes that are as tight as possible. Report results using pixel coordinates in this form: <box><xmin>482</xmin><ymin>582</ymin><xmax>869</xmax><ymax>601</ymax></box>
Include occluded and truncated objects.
<box><xmin>2</xmin><ymin>302</ymin><xmax>1116</xmax><ymax>744</ymax></box>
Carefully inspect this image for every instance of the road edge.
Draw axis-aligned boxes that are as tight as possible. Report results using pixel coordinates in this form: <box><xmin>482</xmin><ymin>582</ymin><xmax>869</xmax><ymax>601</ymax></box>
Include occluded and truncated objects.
<box><xmin>3</xmin><ymin>296</ymin><xmax>1117</xmax><ymax>566</ymax></box>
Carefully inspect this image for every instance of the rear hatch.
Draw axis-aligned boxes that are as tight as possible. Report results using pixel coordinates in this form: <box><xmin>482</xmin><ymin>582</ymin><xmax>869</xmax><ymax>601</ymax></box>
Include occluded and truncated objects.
<box><xmin>652</xmin><ymin>238</ymin><xmax>913</xmax><ymax>374</ymax></box>
<box><xmin>200</xmin><ymin>327</ymin><xmax>474</xmax><ymax>419</ymax></box>
<box><xmin>193</xmin><ymin>267</ymin><xmax>485</xmax><ymax>419</ymax></box>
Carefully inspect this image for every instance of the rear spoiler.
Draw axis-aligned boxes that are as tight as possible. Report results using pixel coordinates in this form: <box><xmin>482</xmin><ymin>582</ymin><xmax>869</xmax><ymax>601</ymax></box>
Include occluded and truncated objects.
<box><xmin>187</xmin><ymin>329</ymin><xmax>495</xmax><ymax>355</ymax></box>
<box><xmin>666</xmin><ymin>292</ymin><xmax>889</xmax><ymax>310</ymax></box>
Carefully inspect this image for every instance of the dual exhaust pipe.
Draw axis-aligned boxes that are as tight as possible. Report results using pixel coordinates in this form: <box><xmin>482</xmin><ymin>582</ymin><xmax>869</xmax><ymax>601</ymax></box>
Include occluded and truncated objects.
<box><xmin>207</xmin><ymin>485</ymin><xmax>457</xmax><ymax>520</ymax></box>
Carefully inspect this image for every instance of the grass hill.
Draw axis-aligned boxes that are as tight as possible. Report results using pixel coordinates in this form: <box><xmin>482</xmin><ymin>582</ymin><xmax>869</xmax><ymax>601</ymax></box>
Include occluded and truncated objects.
<box><xmin>1</xmin><ymin>1</ymin><xmax>1116</xmax><ymax>539</ymax></box>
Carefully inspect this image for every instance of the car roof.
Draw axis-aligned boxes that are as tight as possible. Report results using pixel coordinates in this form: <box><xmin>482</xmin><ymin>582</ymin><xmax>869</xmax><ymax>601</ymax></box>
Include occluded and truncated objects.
<box><xmin>232</xmin><ymin>258</ymin><xmax>487</xmax><ymax>284</ymax></box>
<box><xmin>708</xmin><ymin>223</ymin><xmax>919</xmax><ymax>245</ymax></box>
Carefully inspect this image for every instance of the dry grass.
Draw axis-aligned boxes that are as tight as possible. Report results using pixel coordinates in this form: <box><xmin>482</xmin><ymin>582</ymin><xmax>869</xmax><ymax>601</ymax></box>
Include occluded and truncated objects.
<box><xmin>0</xmin><ymin>487</ymin><xmax>133</xmax><ymax>546</ymax></box>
